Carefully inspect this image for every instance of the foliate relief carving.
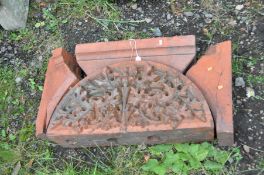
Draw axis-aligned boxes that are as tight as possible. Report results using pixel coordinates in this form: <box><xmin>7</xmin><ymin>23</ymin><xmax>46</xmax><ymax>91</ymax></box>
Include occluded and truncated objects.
<box><xmin>50</xmin><ymin>62</ymin><xmax>206</xmax><ymax>132</ymax></box>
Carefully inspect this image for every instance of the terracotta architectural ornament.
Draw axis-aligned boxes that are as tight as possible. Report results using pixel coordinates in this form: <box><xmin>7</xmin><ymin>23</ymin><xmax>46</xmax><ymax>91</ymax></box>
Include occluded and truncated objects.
<box><xmin>75</xmin><ymin>35</ymin><xmax>196</xmax><ymax>74</ymax></box>
<box><xmin>49</xmin><ymin>61</ymin><xmax>207</xmax><ymax>132</ymax></box>
<box><xmin>36</xmin><ymin>36</ymin><xmax>234</xmax><ymax>147</ymax></box>
<box><xmin>46</xmin><ymin>61</ymin><xmax>214</xmax><ymax>147</ymax></box>
<box><xmin>187</xmin><ymin>41</ymin><xmax>233</xmax><ymax>146</ymax></box>
<box><xmin>36</xmin><ymin>48</ymin><xmax>81</xmax><ymax>138</ymax></box>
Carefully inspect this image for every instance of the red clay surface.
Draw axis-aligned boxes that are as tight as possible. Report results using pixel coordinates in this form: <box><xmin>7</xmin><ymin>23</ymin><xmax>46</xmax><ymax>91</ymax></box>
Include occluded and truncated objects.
<box><xmin>187</xmin><ymin>41</ymin><xmax>233</xmax><ymax>146</ymax></box>
<box><xmin>75</xmin><ymin>35</ymin><xmax>196</xmax><ymax>75</ymax></box>
<box><xmin>46</xmin><ymin>61</ymin><xmax>214</xmax><ymax>147</ymax></box>
<box><xmin>36</xmin><ymin>48</ymin><xmax>81</xmax><ymax>138</ymax></box>
<box><xmin>36</xmin><ymin>38</ymin><xmax>233</xmax><ymax>147</ymax></box>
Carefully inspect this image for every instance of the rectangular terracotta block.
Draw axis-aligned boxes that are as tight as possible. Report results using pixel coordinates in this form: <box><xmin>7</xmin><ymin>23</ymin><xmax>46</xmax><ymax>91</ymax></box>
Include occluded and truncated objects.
<box><xmin>75</xmin><ymin>35</ymin><xmax>196</xmax><ymax>74</ymax></box>
<box><xmin>186</xmin><ymin>41</ymin><xmax>234</xmax><ymax>146</ymax></box>
<box><xmin>36</xmin><ymin>48</ymin><xmax>81</xmax><ymax>138</ymax></box>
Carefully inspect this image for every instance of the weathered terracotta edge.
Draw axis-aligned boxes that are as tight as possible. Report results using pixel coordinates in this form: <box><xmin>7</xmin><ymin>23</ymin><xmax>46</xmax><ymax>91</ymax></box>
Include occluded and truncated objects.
<box><xmin>45</xmin><ymin>75</ymin><xmax>80</xmax><ymax>128</ymax></box>
<box><xmin>186</xmin><ymin>41</ymin><xmax>233</xmax><ymax>146</ymax></box>
<box><xmin>75</xmin><ymin>35</ymin><xmax>196</xmax><ymax>74</ymax></box>
<box><xmin>46</xmin><ymin>126</ymin><xmax>214</xmax><ymax>148</ymax></box>
<box><xmin>75</xmin><ymin>35</ymin><xmax>195</xmax><ymax>54</ymax></box>
<box><xmin>36</xmin><ymin>48</ymin><xmax>81</xmax><ymax>138</ymax></box>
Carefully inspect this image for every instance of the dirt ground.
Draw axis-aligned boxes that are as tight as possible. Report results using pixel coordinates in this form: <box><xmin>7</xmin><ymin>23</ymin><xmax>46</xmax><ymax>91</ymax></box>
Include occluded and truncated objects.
<box><xmin>60</xmin><ymin>1</ymin><xmax>264</xmax><ymax>170</ymax></box>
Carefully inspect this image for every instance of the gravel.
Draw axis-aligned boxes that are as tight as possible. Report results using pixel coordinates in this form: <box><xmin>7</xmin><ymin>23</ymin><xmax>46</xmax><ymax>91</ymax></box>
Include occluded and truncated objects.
<box><xmin>7</xmin><ymin>45</ymin><xmax>12</xmax><ymax>50</ymax></box>
<box><xmin>243</xmin><ymin>145</ymin><xmax>250</xmax><ymax>153</ymax></box>
<box><xmin>235</xmin><ymin>77</ymin><xmax>246</xmax><ymax>87</ymax></box>
<box><xmin>153</xmin><ymin>27</ymin><xmax>162</xmax><ymax>37</ymax></box>
<box><xmin>166</xmin><ymin>13</ymin><xmax>172</xmax><ymax>20</ymax></box>
<box><xmin>15</xmin><ymin>77</ymin><xmax>22</xmax><ymax>84</ymax></box>
<box><xmin>204</xmin><ymin>13</ymin><xmax>213</xmax><ymax>18</ymax></box>
<box><xmin>183</xmin><ymin>12</ymin><xmax>194</xmax><ymax>17</ymax></box>
<box><xmin>131</xmin><ymin>4</ymin><xmax>137</xmax><ymax>10</ymax></box>
<box><xmin>145</xmin><ymin>18</ymin><xmax>152</xmax><ymax>23</ymax></box>
<box><xmin>1</xmin><ymin>46</ymin><xmax>7</xmax><ymax>53</ymax></box>
<box><xmin>235</xmin><ymin>5</ymin><xmax>244</xmax><ymax>11</ymax></box>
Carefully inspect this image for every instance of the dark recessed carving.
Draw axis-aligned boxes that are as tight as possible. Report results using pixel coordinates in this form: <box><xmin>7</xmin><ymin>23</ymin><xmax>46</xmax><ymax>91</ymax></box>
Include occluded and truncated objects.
<box><xmin>49</xmin><ymin>61</ymin><xmax>206</xmax><ymax>132</ymax></box>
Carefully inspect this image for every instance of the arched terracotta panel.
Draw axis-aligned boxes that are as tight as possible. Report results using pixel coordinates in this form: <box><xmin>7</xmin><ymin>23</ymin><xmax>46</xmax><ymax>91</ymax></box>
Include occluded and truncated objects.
<box><xmin>46</xmin><ymin>61</ymin><xmax>214</xmax><ymax>147</ymax></box>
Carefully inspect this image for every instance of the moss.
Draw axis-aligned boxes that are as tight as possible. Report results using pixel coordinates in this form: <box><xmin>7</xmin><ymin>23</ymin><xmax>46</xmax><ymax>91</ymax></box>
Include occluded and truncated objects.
<box><xmin>232</xmin><ymin>56</ymin><xmax>264</xmax><ymax>85</ymax></box>
<box><xmin>0</xmin><ymin>67</ymin><xmax>17</xmax><ymax>125</ymax></box>
<box><xmin>0</xmin><ymin>31</ymin><xmax>3</xmax><ymax>42</ymax></box>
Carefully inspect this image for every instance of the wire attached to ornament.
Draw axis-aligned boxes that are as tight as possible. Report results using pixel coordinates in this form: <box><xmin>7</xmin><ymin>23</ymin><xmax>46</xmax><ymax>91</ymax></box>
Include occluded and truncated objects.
<box><xmin>129</xmin><ymin>39</ymin><xmax>141</xmax><ymax>62</ymax></box>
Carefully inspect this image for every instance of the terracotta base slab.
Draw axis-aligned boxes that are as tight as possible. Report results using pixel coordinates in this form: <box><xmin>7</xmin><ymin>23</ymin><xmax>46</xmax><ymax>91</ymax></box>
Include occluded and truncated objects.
<box><xmin>187</xmin><ymin>41</ymin><xmax>234</xmax><ymax>146</ymax></box>
<box><xmin>36</xmin><ymin>48</ymin><xmax>81</xmax><ymax>138</ymax></box>
<box><xmin>47</xmin><ymin>121</ymin><xmax>214</xmax><ymax>148</ymax></box>
<box><xmin>75</xmin><ymin>35</ymin><xmax>196</xmax><ymax>74</ymax></box>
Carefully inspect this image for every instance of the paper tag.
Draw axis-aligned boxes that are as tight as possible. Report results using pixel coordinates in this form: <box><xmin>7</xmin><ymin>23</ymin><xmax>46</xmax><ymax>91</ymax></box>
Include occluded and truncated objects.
<box><xmin>135</xmin><ymin>55</ymin><xmax>141</xmax><ymax>61</ymax></box>
<box><xmin>159</xmin><ymin>39</ymin><xmax>163</xmax><ymax>45</ymax></box>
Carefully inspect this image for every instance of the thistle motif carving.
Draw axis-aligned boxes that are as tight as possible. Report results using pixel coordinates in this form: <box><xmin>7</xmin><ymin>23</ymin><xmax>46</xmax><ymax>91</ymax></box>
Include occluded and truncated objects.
<box><xmin>50</xmin><ymin>62</ymin><xmax>206</xmax><ymax>132</ymax></box>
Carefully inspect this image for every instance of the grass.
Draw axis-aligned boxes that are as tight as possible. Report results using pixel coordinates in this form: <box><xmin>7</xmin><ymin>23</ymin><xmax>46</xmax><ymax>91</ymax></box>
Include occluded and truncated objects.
<box><xmin>5</xmin><ymin>0</ymin><xmax>125</xmax><ymax>54</ymax></box>
<box><xmin>0</xmin><ymin>66</ymin><xmax>54</xmax><ymax>174</ymax></box>
<box><xmin>0</xmin><ymin>67</ymin><xmax>24</xmax><ymax>129</ymax></box>
<box><xmin>0</xmin><ymin>67</ymin><xmax>26</xmax><ymax>173</ymax></box>
<box><xmin>51</xmin><ymin>0</ymin><xmax>122</xmax><ymax>30</ymax></box>
<box><xmin>232</xmin><ymin>55</ymin><xmax>264</xmax><ymax>86</ymax></box>
<box><xmin>3</xmin><ymin>0</ymin><xmax>143</xmax><ymax>53</ymax></box>
<box><xmin>103</xmin><ymin>30</ymin><xmax>151</xmax><ymax>41</ymax></box>
<box><xmin>0</xmin><ymin>31</ymin><xmax>3</xmax><ymax>42</ymax></box>
<box><xmin>246</xmin><ymin>75</ymin><xmax>264</xmax><ymax>85</ymax></box>
<box><xmin>55</xmin><ymin>0</ymin><xmax>120</xmax><ymax>19</ymax></box>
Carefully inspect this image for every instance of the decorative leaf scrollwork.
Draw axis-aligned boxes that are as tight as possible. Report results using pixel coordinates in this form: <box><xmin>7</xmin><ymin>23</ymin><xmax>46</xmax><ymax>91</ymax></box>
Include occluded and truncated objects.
<box><xmin>50</xmin><ymin>62</ymin><xmax>207</xmax><ymax>132</ymax></box>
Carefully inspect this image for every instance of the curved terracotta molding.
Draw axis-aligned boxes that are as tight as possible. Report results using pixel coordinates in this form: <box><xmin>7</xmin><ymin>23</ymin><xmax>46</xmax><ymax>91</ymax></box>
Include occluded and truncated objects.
<box><xmin>75</xmin><ymin>35</ymin><xmax>196</xmax><ymax>75</ymax></box>
<box><xmin>36</xmin><ymin>48</ymin><xmax>81</xmax><ymax>138</ymax></box>
<box><xmin>187</xmin><ymin>41</ymin><xmax>233</xmax><ymax>146</ymax></box>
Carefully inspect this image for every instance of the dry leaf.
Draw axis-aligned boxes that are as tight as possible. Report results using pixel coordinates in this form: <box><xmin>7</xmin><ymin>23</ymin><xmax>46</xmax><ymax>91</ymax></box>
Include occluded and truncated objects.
<box><xmin>39</xmin><ymin>2</ymin><xmax>48</xmax><ymax>8</ymax></box>
<box><xmin>246</xmin><ymin>87</ymin><xmax>255</xmax><ymax>98</ymax></box>
<box><xmin>203</xmin><ymin>28</ymin><xmax>209</xmax><ymax>35</ymax></box>
<box><xmin>11</xmin><ymin>161</ymin><xmax>21</xmax><ymax>175</ymax></box>
<box><xmin>26</xmin><ymin>159</ymin><xmax>34</xmax><ymax>169</ymax></box>
<box><xmin>144</xmin><ymin>154</ymin><xmax>150</xmax><ymax>162</ymax></box>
